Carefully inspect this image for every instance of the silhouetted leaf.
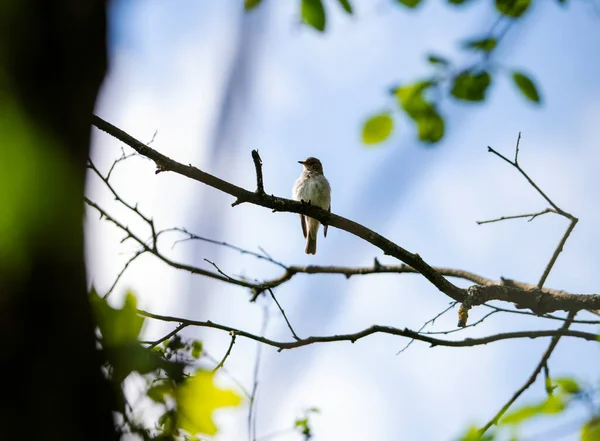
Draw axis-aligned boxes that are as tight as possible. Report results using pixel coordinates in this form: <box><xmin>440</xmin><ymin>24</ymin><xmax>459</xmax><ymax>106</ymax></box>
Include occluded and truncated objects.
<box><xmin>337</xmin><ymin>0</ymin><xmax>353</xmax><ymax>14</ymax></box>
<box><xmin>512</xmin><ymin>71</ymin><xmax>541</xmax><ymax>103</ymax></box>
<box><xmin>496</xmin><ymin>0</ymin><xmax>531</xmax><ymax>18</ymax></box>
<box><xmin>463</xmin><ymin>37</ymin><xmax>497</xmax><ymax>52</ymax></box>
<box><xmin>244</xmin><ymin>0</ymin><xmax>262</xmax><ymax>10</ymax></box>
<box><xmin>428</xmin><ymin>54</ymin><xmax>450</xmax><ymax>65</ymax></box>
<box><xmin>302</xmin><ymin>0</ymin><xmax>326</xmax><ymax>31</ymax></box>
<box><xmin>396</xmin><ymin>0</ymin><xmax>422</xmax><ymax>7</ymax></box>
<box><xmin>451</xmin><ymin>71</ymin><xmax>491</xmax><ymax>101</ymax></box>
<box><xmin>362</xmin><ymin>113</ymin><xmax>394</xmax><ymax>144</ymax></box>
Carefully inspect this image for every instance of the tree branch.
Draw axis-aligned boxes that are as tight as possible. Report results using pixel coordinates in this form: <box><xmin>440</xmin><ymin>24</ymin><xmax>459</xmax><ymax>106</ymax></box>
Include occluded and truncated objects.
<box><xmin>91</xmin><ymin>115</ymin><xmax>466</xmax><ymax>305</ymax></box>
<box><xmin>137</xmin><ymin>310</ymin><xmax>599</xmax><ymax>351</ymax></box>
<box><xmin>479</xmin><ymin>312</ymin><xmax>577</xmax><ymax>435</ymax></box>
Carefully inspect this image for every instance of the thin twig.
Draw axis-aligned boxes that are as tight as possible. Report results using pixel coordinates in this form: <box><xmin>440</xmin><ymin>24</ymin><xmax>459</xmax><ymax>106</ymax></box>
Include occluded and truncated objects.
<box><xmin>104</xmin><ymin>250</ymin><xmax>145</xmax><ymax>300</ymax></box>
<box><xmin>476</xmin><ymin>208</ymin><xmax>556</xmax><ymax>225</ymax></box>
<box><xmin>164</xmin><ymin>227</ymin><xmax>286</xmax><ymax>269</ymax></box>
<box><xmin>267</xmin><ymin>288</ymin><xmax>300</xmax><ymax>340</ymax></box>
<box><xmin>251</xmin><ymin>150</ymin><xmax>265</xmax><ymax>195</ymax></box>
<box><xmin>421</xmin><ymin>309</ymin><xmax>500</xmax><ymax>335</ymax></box>
<box><xmin>396</xmin><ymin>302</ymin><xmax>457</xmax><ymax>354</ymax></box>
<box><xmin>487</xmin><ymin>145</ymin><xmax>570</xmax><ymax>216</ymax></box>
<box><xmin>543</xmin><ymin>363</ymin><xmax>552</xmax><ymax>396</ymax></box>
<box><xmin>213</xmin><ymin>332</ymin><xmax>237</xmax><ymax>372</ymax></box>
<box><xmin>484</xmin><ymin>304</ymin><xmax>600</xmax><ymax>325</ymax></box>
<box><xmin>137</xmin><ymin>309</ymin><xmax>598</xmax><ymax>351</ymax></box>
<box><xmin>202</xmin><ymin>351</ymin><xmax>251</xmax><ymax>398</ymax></box>
<box><xmin>479</xmin><ymin>311</ymin><xmax>577</xmax><ymax>435</ymax></box>
<box><xmin>88</xmin><ymin>159</ymin><xmax>158</xmax><ymax>248</ymax></box>
<box><xmin>537</xmin><ymin>217</ymin><xmax>578</xmax><ymax>289</ymax></box>
<box><xmin>249</xmin><ymin>306</ymin><xmax>269</xmax><ymax>441</ymax></box>
<box><xmin>146</xmin><ymin>323</ymin><xmax>188</xmax><ymax>349</ymax></box>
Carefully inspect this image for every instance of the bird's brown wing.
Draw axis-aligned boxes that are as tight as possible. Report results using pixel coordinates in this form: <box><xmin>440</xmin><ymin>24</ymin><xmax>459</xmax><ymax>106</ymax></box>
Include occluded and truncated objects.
<box><xmin>300</xmin><ymin>214</ymin><xmax>307</xmax><ymax>238</ymax></box>
<box><xmin>323</xmin><ymin>204</ymin><xmax>330</xmax><ymax>237</ymax></box>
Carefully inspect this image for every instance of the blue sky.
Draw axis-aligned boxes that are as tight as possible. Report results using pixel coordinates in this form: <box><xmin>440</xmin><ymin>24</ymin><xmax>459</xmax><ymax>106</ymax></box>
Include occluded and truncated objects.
<box><xmin>87</xmin><ymin>1</ymin><xmax>600</xmax><ymax>440</ymax></box>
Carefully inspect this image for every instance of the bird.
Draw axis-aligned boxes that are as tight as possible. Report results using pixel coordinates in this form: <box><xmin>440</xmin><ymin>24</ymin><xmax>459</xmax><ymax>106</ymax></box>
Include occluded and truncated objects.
<box><xmin>292</xmin><ymin>157</ymin><xmax>331</xmax><ymax>255</ymax></box>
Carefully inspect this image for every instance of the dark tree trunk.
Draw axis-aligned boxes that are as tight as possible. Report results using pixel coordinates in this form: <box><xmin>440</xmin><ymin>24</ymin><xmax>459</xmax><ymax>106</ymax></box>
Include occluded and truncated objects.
<box><xmin>0</xmin><ymin>1</ymin><xmax>118</xmax><ymax>440</ymax></box>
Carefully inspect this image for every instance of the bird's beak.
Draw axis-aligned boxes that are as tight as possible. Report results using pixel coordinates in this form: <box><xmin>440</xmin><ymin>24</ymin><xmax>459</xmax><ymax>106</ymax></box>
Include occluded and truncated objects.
<box><xmin>298</xmin><ymin>160</ymin><xmax>304</xmax><ymax>164</ymax></box>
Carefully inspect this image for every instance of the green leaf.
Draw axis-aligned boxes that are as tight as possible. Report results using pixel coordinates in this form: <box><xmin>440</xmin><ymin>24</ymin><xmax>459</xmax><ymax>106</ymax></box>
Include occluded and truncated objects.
<box><xmin>448</xmin><ymin>0</ymin><xmax>475</xmax><ymax>4</ymax></box>
<box><xmin>295</xmin><ymin>418</ymin><xmax>309</xmax><ymax>428</ymax></box>
<box><xmin>175</xmin><ymin>370</ymin><xmax>242</xmax><ymax>436</ymax></box>
<box><xmin>90</xmin><ymin>290</ymin><xmax>184</xmax><ymax>383</ymax></box>
<box><xmin>244</xmin><ymin>0</ymin><xmax>262</xmax><ymax>10</ymax></box>
<box><xmin>495</xmin><ymin>0</ymin><xmax>531</xmax><ymax>18</ymax></box>
<box><xmin>582</xmin><ymin>417</ymin><xmax>600</xmax><ymax>441</ymax></box>
<box><xmin>337</xmin><ymin>0</ymin><xmax>353</xmax><ymax>13</ymax></box>
<box><xmin>148</xmin><ymin>381</ymin><xmax>175</xmax><ymax>404</ymax></box>
<box><xmin>457</xmin><ymin>426</ymin><xmax>494</xmax><ymax>441</ymax></box>
<box><xmin>451</xmin><ymin>71</ymin><xmax>491</xmax><ymax>101</ymax></box>
<box><xmin>555</xmin><ymin>377</ymin><xmax>581</xmax><ymax>395</ymax></box>
<box><xmin>396</xmin><ymin>0</ymin><xmax>422</xmax><ymax>7</ymax></box>
<box><xmin>302</xmin><ymin>0</ymin><xmax>326</xmax><ymax>31</ymax></box>
<box><xmin>463</xmin><ymin>37</ymin><xmax>497</xmax><ymax>52</ymax></box>
<box><xmin>416</xmin><ymin>112</ymin><xmax>445</xmax><ymax>144</ymax></box>
<box><xmin>502</xmin><ymin>395</ymin><xmax>565</xmax><ymax>425</ymax></box>
<box><xmin>362</xmin><ymin>113</ymin><xmax>394</xmax><ymax>145</ymax></box>
<box><xmin>396</xmin><ymin>82</ymin><xmax>445</xmax><ymax>143</ymax></box>
<box><xmin>91</xmin><ymin>290</ymin><xmax>144</xmax><ymax>346</ymax></box>
<box><xmin>512</xmin><ymin>71</ymin><xmax>541</xmax><ymax>103</ymax></box>
<box><xmin>191</xmin><ymin>340</ymin><xmax>203</xmax><ymax>359</ymax></box>
<box><xmin>427</xmin><ymin>54</ymin><xmax>450</xmax><ymax>66</ymax></box>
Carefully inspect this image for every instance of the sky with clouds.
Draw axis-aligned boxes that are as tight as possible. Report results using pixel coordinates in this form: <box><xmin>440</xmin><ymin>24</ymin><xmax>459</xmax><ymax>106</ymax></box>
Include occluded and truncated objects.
<box><xmin>86</xmin><ymin>1</ymin><xmax>600</xmax><ymax>440</ymax></box>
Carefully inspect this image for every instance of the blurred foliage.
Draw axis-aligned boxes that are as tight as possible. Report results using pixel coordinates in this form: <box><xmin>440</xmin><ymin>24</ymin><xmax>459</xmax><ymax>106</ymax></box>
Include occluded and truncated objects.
<box><xmin>455</xmin><ymin>377</ymin><xmax>600</xmax><ymax>441</ymax></box>
<box><xmin>245</xmin><ymin>0</ymin><xmax>571</xmax><ymax>145</ymax></box>
<box><xmin>0</xmin><ymin>92</ymin><xmax>80</xmax><ymax>276</ymax></box>
<box><xmin>91</xmin><ymin>290</ymin><xmax>241</xmax><ymax>440</ymax></box>
<box><xmin>362</xmin><ymin>113</ymin><xmax>394</xmax><ymax>144</ymax></box>
<box><xmin>294</xmin><ymin>407</ymin><xmax>321</xmax><ymax>440</ymax></box>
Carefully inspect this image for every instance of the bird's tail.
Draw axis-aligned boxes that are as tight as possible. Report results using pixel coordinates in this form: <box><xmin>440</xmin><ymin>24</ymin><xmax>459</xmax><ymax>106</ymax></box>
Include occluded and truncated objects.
<box><xmin>305</xmin><ymin>218</ymin><xmax>320</xmax><ymax>255</ymax></box>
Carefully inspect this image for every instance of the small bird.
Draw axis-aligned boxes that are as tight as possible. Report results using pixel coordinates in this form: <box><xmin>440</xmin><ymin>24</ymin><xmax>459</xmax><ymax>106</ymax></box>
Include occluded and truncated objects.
<box><xmin>292</xmin><ymin>157</ymin><xmax>331</xmax><ymax>255</ymax></box>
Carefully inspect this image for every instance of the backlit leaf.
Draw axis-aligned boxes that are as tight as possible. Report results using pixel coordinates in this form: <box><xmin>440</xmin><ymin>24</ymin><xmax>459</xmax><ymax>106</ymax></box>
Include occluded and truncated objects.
<box><xmin>176</xmin><ymin>370</ymin><xmax>242</xmax><ymax>436</ymax></box>
<box><xmin>362</xmin><ymin>113</ymin><xmax>394</xmax><ymax>145</ymax></box>
<box><xmin>302</xmin><ymin>0</ymin><xmax>326</xmax><ymax>31</ymax></box>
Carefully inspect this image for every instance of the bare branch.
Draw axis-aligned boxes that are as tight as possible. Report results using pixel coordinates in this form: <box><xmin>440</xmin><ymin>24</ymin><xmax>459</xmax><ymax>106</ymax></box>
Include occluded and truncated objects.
<box><xmin>104</xmin><ymin>250</ymin><xmax>145</xmax><ymax>300</ymax></box>
<box><xmin>396</xmin><ymin>302</ymin><xmax>457</xmax><ymax>354</ymax></box>
<box><xmin>476</xmin><ymin>208</ymin><xmax>556</xmax><ymax>225</ymax></box>
<box><xmin>84</xmin><ymin>198</ymin><xmax>260</xmax><ymax>290</ymax></box>
<box><xmin>145</xmin><ymin>323</ymin><xmax>188</xmax><ymax>349</ymax></box>
<box><xmin>137</xmin><ymin>309</ymin><xmax>599</xmax><ymax>351</ymax></box>
<box><xmin>268</xmin><ymin>288</ymin><xmax>300</xmax><ymax>340</ymax></box>
<box><xmin>537</xmin><ymin>217</ymin><xmax>578</xmax><ymax>289</ymax></box>
<box><xmin>213</xmin><ymin>332</ymin><xmax>237</xmax><ymax>372</ymax></box>
<box><xmin>479</xmin><ymin>311</ymin><xmax>577</xmax><ymax>435</ymax></box>
<box><xmin>487</xmin><ymin>144</ymin><xmax>573</xmax><ymax>217</ymax></box>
